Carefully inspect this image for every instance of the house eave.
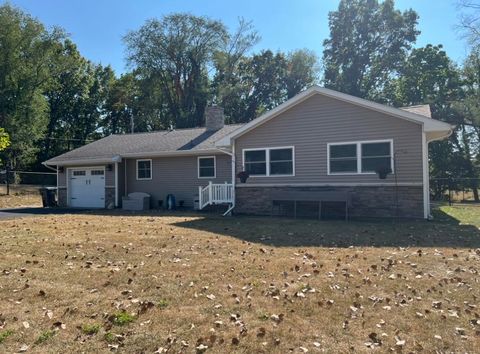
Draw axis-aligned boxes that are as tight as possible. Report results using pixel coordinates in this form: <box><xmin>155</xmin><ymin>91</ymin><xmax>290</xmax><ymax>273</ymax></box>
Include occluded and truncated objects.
<box><xmin>44</xmin><ymin>149</ymin><xmax>229</xmax><ymax>166</ymax></box>
<box><xmin>43</xmin><ymin>157</ymin><xmax>119</xmax><ymax>167</ymax></box>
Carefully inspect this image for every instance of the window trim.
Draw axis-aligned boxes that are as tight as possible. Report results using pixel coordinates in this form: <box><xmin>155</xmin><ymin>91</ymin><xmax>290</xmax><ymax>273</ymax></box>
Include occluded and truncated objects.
<box><xmin>197</xmin><ymin>156</ymin><xmax>216</xmax><ymax>179</ymax></box>
<box><xmin>327</xmin><ymin>139</ymin><xmax>394</xmax><ymax>175</ymax></box>
<box><xmin>242</xmin><ymin>146</ymin><xmax>295</xmax><ymax>177</ymax></box>
<box><xmin>136</xmin><ymin>159</ymin><xmax>152</xmax><ymax>180</ymax></box>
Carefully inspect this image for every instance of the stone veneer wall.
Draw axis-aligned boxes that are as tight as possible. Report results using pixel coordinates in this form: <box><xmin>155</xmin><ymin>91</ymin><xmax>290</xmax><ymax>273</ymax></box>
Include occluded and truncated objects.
<box><xmin>105</xmin><ymin>187</ymin><xmax>115</xmax><ymax>209</ymax></box>
<box><xmin>235</xmin><ymin>186</ymin><xmax>424</xmax><ymax>219</ymax></box>
<box><xmin>56</xmin><ymin>186</ymin><xmax>115</xmax><ymax>208</ymax></box>
<box><xmin>57</xmin><ymin>187</ymin><xmax>67</xmax><ymax>207</ymax></box>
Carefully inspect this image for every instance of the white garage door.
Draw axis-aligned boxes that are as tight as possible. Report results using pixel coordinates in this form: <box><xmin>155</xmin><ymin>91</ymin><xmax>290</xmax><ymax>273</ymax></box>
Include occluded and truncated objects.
<box><xmin>69</xmin><ymin>167</ymin><xmax>105</xmax><ymax>208</ymax></box>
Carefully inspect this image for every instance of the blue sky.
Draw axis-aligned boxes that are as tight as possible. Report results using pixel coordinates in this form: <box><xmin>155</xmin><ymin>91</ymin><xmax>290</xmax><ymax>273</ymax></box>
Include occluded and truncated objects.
<box><xmin>3</xmin><ymin>0</ymin><xmax>468</xmax><ymax>74</ymax></box>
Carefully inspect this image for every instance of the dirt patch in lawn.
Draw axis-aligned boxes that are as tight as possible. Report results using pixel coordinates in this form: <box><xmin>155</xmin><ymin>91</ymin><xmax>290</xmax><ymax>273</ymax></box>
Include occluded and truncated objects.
<box><xmin>0</xmin><ymin>208</ymin><xmax>479</xmax><ymax>353</ymax></box>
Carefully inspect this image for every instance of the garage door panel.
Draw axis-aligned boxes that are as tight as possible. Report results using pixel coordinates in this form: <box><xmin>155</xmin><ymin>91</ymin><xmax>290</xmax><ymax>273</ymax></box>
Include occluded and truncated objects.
<box><xmin>69</xmin><ymin>168</ymin><xmax>105</xmax><ymax>208</ymax></box>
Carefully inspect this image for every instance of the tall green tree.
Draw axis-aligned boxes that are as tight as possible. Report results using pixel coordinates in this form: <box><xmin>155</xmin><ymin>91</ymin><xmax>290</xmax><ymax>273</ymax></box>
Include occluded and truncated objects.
<box><xmin>453</xmin><ymin>48</ymin><xmax>480</xmax><ymax>199</ymax></box>
<box><xmin>388</xmin><ymin>45</ymin><xmax>461</xmax><ymax>108</ymax></box>
<box><xmin>124</xmin><ymin>13</ymin><xmax>228</xmax><ymax>129</ymax></box>
<box><xmin>0</xmin><ymin>3</ymin><xmax>65</xmax><ymax>167</ymax></box>
<box><xmin>238</xmin><ymin>50</ymin><xmax>289</xmax><ymax>121</ymax></box>
<box><xmin>38</xmin><ymin>38</ymin><xmax>115</xmax><ymax>164</ymax></box>
<box><xmin>386</xmin><ymin>44</ymin><xmax>479</xmax><ymax>200</ymax></box>
<box><xmin>212</xmin><ymin>18</ymin><xmax>260</xmax><ymax>122</ymax></box>
<box><xmin>285</xmin><ymin>49</ymin><xmax>320</xmax><ymax>99</ymax></box>
<box><xmin>461</xmin><ymin>47</ymin><xmax>480</xmax><ymax>140</ymax></box>
<box><xmin>322</xmin><ymin>0</ymin><xmax>419</xmax><ymax>99</ymax></box>
<box><xmin>0</xmin><ymin>128</ymin><xmax>9</xmax><ymax>165</ymax></box>
<box><xmin>103</xmin><ymin>73</ymin><xmax>139</xmax><ymax>135</ymax></box>
<box><xmin>215</xmin><ymin>49</ymin><xmax>319</xmax><ymax>123</ymax></box>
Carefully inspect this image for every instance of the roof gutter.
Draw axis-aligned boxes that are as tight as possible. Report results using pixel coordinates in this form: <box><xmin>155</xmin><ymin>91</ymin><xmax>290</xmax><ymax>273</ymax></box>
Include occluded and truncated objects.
<box><xmin>44</xmin><ymin>149</ymin><xmax>224</xmax><ymax>166</ymax></box>
<box><xmin>43</xmin><ymin>157</ymin><xmax>121</xmax><ymax>167</ymax></box>
<box><xmin>426</xmin><ymin>127</ymin><xmax>454</xmax><ymax>143</ymax></box>
<box><xmin>41</xmin><ymin>162</ymin><xmax>58</xmax><ymax>172</ymax></box>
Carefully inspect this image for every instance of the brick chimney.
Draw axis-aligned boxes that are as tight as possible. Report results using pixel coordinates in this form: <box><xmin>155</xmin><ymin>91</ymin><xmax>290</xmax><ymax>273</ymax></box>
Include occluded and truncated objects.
<box><xmin>204</xmin><ymin>106</ymin><xmax>225</xmax><ymax>131</ymax></box>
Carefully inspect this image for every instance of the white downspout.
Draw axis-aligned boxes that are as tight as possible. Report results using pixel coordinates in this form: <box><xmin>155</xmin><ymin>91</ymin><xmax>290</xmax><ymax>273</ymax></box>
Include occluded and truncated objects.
<box><xmin>124</xmin><ymin>159</ymin><xmax>128</xmax><ymax>196</ymax></box>
<box><xmin>114</xmin><ymin>162</ymin><xmax>119</xmax><ymax>207</ymax></box>
<box><xmin>421</xmin><ymin>129</ymin><xmax>430</xmax><ymax>219</ymax></box>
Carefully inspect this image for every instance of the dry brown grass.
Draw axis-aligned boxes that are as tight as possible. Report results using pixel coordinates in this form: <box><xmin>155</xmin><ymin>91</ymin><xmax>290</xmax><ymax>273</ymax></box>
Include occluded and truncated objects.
<box><xmin>0</xmin><ymin>192</ymin><xmax>42</xmax><ymax>209</ymax></box>
<box><xmin>0</xmin><ymin>208</ymin><xmax>479</xmax><ymax>353</ymax></box>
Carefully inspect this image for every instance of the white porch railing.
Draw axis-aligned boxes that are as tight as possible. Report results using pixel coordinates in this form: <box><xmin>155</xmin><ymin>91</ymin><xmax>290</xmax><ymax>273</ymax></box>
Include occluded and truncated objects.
<box><xmin>198</xmin><ymin>182</ymin><xmax>234</xmax><ymax>209</ymax></box>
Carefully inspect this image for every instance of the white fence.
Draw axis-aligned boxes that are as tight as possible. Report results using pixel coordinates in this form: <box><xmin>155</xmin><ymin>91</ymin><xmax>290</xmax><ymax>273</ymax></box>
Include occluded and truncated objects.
<box><xmin>198</xmin><ymin>182</ymin><xmax>234</xmax><ymax>209</ymax></box>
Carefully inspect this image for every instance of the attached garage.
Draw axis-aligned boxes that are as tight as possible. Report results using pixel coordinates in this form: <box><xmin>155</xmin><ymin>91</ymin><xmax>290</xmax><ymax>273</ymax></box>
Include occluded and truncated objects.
<box><xmin>68</xmin><ymin>167</ymin><xmax>106</xmax><ymax>208</ymax></box>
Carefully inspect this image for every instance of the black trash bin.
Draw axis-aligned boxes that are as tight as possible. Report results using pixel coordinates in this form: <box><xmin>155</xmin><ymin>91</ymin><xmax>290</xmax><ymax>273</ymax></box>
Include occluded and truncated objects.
<box><xmin>39</xmin><ymin>187</ymin><xmax>57</xmax><ymax>207</ymax></box>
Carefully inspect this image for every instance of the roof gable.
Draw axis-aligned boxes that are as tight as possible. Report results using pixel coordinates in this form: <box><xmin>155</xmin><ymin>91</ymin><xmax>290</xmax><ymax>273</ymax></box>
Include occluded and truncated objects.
<box><xmin>216</xmin><ymin>86</ymin><xmax>453</xmax><ymax>146</ymax></box>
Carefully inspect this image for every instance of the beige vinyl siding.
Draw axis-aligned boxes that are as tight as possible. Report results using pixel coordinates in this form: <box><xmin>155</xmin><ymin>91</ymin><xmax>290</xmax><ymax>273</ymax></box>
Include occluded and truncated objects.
<box><xmin>58</xmin><ymin>170</ymin><xmax>66</xmax><ymax>188</ymax></box>
<box><xmin>126</xmin><ymin>154</ymin><xmax>231</xmax><ymax>207</ymax></box>
<box><xmin>105</xmin><ymin>167</ymin><xmax>114</xmax><ymax>186</ymax></box>
<box><xmin>235</xmin><ymin>94</ymin><xmax>423</xmax><ymax>185</ymax></box>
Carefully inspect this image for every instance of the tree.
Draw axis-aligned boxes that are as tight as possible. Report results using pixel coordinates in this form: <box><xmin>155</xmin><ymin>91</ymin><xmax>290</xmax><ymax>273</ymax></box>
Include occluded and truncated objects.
<box><xmin>37</xmin><ymin>38</ymin><xmax>115</xmax><ymax>164</ymax></box>
<box><xmin>322</xmin><ymin>0</ymin><xmax>419</xmax><ymax>99</ymax></box>
<box><xmin>0</xmin><ymin>128</ymin><xmax>9</xmax><ymax>165</ymax></box>
<box><xmin>453</xmin><ymin>48</ymin><xmax>480</xmax><ymax>200</ymax></box>
<box><xmin>0</xmin><ymin>3</ymin><xmax>65</xmax><ymax>167</ymax></box>
<box><xmin>237</xmin><ymin>50</ymin><xmax>288</xmax><ymax>121</ymax></box>
<box><xmin>285</xmin><ymin>49</ymin><xmax>320</xmax><ymax>99</ymax></box>
<box><xmin>386</xmin><ymin>44</ymin><xmax>479</xmax><ymax>200</ymax></box>
<box><xmin>103</xmin><ymin>73</ymin><xmax>139</xmax><ymax>135</ymax></box>
<box><xmin>214</xmin><ymin>48</ymin><xmax>319</xmax><ymax>124</ymax></box>
<box><xmin>388</xmin><ymin>45</ymin><xmax>461</xmax><ymax>108</ymax></box>
<box><xmin>124</xmin><ymin>13</ymin><xmax>228</xmax><ymax>129</ymax></box>
<box><xmin>212</xmin><ymin>18</ymin><xmax>260</xmax><ymax>121</ymax></box>
<box><xmin>457</xmin><ymin>0</ymin><xmax>480</xmax><ymax>46</ymax></box>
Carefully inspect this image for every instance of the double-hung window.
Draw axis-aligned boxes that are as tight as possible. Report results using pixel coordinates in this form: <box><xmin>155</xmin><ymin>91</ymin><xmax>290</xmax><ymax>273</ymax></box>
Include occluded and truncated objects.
<box><xmin>136</xmin><ymin>159</ymin><xmax>152</xmax><ymax>180</ymax></box>
<box><xmin>198</xmin><ymin>156</ymin><xmax>216</xmax><ymax>178</ymax></box>
<box><xmin>243</xmin><ymin>147</ymin><xmax>294</xmax><ymax>176</ymax></box>
<box><xmin>328</xmin><ymin>144</ymin><xmax>358</xmax><ymax>173</ymax></box>
<box><xmin>328</xmin><ymin>140</ymin><xmax>393</xmax><ymax>174</ymax></box>
<box><xmin>361</xmin><ymin>142</ymin><xmax>392</xmax><ymax>173</ymax></box>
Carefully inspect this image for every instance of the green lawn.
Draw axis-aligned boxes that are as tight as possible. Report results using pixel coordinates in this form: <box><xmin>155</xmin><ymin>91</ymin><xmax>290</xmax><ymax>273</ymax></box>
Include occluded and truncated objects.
<box><xmin>437</xmin><ymin>204</ymin><xmax>480</xmax><ymax>228</ymax></box>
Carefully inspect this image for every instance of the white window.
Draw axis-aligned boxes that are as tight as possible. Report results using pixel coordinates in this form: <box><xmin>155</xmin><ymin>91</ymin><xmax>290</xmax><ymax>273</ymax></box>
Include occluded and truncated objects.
<box><xmin>328</xmin><ymin>140</ymin><xmax>393</xmax><ymax>175</ymax></box>
<box><xmin>244</xmin><ymin>149</ymin><xmax>267</xmax><ymax>176</ymax></box>
<box><xmin>198</xmin><ymin>156</ymin><xmax>216</xmax><ymax>178</ymax></box>
<box><xmin>243</xmin><ymin>147</ymin><xmax>294</xmax><ymax>177</ymax></box>
<box><xmin>91</xmin><ymin>170</ymin><xmax>104</xmax><ymax>176</ymax></box>
<box><xmin>136</xmin><ymin>159</ymin><xmax>152</xmax><ymax>180</ymax></box>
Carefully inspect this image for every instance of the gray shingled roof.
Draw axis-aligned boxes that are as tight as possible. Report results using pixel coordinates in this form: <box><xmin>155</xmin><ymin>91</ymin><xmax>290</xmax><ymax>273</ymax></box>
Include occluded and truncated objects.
<box><xmin>45</xmin><ymin>124</ymin><xmax>243</xmax><ymax>165</ymax></box>
<box><xmin>399</xmin><ymin>104</ymin><xmax>431</xmax><ymax>118</ymax></box>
